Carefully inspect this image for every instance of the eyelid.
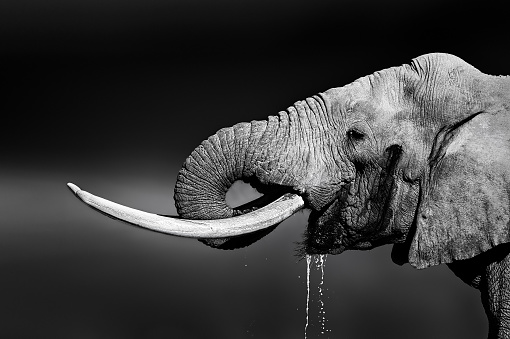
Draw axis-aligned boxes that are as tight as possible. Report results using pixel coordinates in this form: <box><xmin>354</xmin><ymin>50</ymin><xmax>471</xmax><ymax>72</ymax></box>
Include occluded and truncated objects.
<box><xmin>346</xmin><ymin>120</ymin><xmax>365</xmax><ymax>134</ymax></box>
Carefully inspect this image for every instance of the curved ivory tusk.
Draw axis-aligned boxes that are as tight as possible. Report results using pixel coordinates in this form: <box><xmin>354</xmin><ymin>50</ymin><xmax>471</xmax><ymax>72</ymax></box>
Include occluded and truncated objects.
<box><xmin>67</xmin><ymin>183</ymin><xmax>304</xmax><ymax>238</ymax></box>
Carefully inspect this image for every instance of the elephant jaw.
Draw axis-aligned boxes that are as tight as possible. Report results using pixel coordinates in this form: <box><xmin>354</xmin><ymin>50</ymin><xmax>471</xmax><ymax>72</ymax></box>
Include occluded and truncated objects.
<box><xmin>67</xmin><ymin>183</ymin><xmax>304</xmax><ymax>238</ymax></box>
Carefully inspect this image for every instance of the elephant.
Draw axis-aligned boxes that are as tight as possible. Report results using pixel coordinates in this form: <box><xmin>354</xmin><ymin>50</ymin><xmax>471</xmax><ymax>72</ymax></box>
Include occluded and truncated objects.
<box><xmin>68</xmin><ymin>53</ymin><xmax>510</xmax><ymax>338</ymax></box>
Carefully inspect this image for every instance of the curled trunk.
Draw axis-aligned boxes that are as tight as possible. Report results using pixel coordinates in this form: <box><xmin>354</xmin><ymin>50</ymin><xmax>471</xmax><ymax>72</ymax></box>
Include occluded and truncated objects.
<box><xmin>174</xmin><ymin>96</ymin><xmax>331</xmax><ymax>220</ymax></box>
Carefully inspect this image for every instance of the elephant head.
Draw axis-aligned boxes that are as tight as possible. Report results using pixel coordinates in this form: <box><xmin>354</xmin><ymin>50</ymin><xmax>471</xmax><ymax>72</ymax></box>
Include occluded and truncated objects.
<box><xmin>69</xmin><ymin>53</ymin><xmax>510</xmax><ymax>336</ymax></box>
<box><xmin>69</xmin><ymin>53</ymin><xmax>510</xmax><ymax>269</ymax></box>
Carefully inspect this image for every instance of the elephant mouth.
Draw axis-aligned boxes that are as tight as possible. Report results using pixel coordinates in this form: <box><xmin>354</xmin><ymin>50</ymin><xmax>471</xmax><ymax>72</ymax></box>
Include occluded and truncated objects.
<box><xmin>67</xmin><ymin>182</ymin><xmax>305</xmax><ymax>239</ymax></box>
<box><xmin>301</xmin><ymin>183</ymin><xmax>354</xmax><ymax>255</ymax></box>
<box><xmin>303</xmin><ymin>211</ymin><xmax>346</xmax><ymax>255</ymax></box>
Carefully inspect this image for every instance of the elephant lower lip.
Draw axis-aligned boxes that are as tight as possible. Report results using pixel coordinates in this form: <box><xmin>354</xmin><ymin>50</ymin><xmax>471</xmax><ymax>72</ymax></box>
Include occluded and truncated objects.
<box><xmin>328</xmin><ymin>247</ymin><xmax>345</xmax><ymax>254</ymax></box>
<box><xmin>305</xmin><ymin>244</ymin><xmax>345</xmax><ymax>255</ymax></box>
<box><xmin>305</xmin><ymin>233</ymin><xmax>346</xmax><ymax>255</ymax></box>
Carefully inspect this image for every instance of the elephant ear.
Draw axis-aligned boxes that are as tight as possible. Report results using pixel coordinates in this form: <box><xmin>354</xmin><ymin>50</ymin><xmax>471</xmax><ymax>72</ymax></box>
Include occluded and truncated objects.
<box><xmin>408</xmin><ymin>110</ymin><xmax>510</xmax><ymax>269</ymax></box>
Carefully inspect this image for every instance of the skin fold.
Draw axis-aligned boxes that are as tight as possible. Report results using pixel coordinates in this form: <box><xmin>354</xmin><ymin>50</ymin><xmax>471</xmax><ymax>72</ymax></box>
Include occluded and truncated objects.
<box><xmin>71</xmin><ymin>53</ymin><xmax>510</xmax><ymax>338</ymax></box>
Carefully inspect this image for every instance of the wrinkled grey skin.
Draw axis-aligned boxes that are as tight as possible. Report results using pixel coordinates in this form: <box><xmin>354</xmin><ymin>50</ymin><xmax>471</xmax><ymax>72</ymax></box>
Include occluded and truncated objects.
<box><xmin>174</xmin><ymin>53</ymin><xmax>510</xmax><ymax>338</ymax></box>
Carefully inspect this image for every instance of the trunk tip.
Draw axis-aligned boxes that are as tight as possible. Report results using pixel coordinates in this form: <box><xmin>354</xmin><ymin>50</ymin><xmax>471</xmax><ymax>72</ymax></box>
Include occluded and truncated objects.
<box><xmin>67</xmin><ymin>182</ymin><xmax>81</xmax><ymax>194</ymax></box>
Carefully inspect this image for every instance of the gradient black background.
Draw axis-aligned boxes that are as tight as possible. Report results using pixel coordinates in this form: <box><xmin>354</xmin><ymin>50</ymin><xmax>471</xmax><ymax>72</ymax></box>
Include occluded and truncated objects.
<box><xmin>2</xmin><ymin>0</ymin><xmax>508</xmax><ymax>338</ymax></box>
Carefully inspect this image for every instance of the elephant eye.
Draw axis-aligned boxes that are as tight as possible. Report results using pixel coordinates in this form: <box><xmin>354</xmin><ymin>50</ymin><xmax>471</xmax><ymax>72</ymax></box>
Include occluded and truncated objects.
<box><xmin>347</xmin><ymin>129</ymin><xmax>365</xmax><ymax>141</ymax></box>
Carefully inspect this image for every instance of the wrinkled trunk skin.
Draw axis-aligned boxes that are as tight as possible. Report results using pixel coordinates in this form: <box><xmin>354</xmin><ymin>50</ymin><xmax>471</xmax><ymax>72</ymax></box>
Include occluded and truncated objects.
<box><xmin>174</xmin><ymin>95</ymin><xmax>340</xmax><ymax>221</ymax></box>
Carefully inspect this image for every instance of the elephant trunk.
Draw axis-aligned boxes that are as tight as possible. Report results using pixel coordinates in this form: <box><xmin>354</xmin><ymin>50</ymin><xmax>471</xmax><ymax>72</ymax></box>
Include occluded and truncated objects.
<box><xmin>174</xmin><ymin>96</ymin><xmax>330</xmax><ymax>220</ymax></box>
<box><xmin>174</xmin><ymin>121</ymin><xmax>264</xmax><ymax>219</ymax></box>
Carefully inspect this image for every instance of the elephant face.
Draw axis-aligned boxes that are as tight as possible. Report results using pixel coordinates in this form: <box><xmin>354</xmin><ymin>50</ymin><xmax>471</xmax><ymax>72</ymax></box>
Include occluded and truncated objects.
<box><xmin>304</xmin><ymin>83</ymin><xmax>421</xmax><ymax>255</ymax></box>
<box><xmin>69</xmin><ymin>53</ymin><xmax>510</xmax><ymax>270</ymax></box>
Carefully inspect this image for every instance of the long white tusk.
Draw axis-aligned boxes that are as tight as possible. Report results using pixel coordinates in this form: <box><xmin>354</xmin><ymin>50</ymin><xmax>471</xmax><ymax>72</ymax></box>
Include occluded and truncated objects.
<box><xmin>67</xmin><ymin>183</ymin><xmax>304</xmax><ymax>238</ymax></box>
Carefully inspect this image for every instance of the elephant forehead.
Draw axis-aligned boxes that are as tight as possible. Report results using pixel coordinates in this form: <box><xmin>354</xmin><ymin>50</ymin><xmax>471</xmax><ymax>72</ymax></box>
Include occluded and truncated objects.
<box><xmin>324</xmin><ymin>82</ymin><xmax>370</xmax><ymax>107</ymax></box>
<box><xmin>370</xmin><ymin>87</ymin><xmax>406</xmax><ymax>122</ymax></box>
<box><xmin>376</xmin><ymin>94</ymin><xmax>394</xmax><ymax>113</ymax></box>
<box><xmin>330</xmin><ymin>74</ymin><xmax>401</xmax><ymax>108</ymax></box>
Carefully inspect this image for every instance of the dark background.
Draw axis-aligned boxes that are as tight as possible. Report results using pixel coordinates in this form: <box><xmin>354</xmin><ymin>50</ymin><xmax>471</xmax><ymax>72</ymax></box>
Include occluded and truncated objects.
<box><xmin>2</xmin><ymin>0</ymin><xmax>507</xmax><ymax>338</ymax></box>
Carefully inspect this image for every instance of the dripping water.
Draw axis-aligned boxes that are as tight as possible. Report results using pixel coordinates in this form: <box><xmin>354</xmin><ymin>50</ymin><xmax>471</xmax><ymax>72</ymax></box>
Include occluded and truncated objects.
<box><xmin>305</xmin><ymin>255</ymin><xmax>311</xmax><ymax>339</ymax></box>
<box><xmin>318</xmin><ymin>254</ymin><xmax>328</xmax><ymax>335</ymax></box>
<box><xmin>304</xmin><ymin>254</ymin><xmax>330</xmax><ymax>338</ymax></box>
